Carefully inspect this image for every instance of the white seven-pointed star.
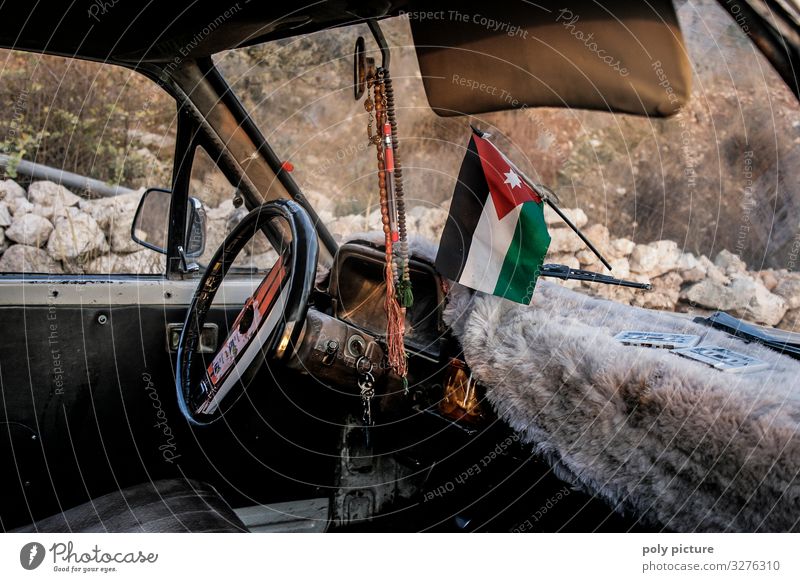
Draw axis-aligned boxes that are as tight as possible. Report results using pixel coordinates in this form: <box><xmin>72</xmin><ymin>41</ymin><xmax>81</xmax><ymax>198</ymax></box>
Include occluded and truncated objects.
<box><xmin>504</xmin><ymin>168</ymin><xmax>522</xmax><ymax>189</ymax></box>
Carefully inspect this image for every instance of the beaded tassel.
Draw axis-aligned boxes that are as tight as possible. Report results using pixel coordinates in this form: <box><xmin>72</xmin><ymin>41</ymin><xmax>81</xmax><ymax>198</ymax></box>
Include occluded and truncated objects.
<box><xmin>369</xmin><ymin>71</ymin><xmax>407</xmax><ymax>380</ymax></box>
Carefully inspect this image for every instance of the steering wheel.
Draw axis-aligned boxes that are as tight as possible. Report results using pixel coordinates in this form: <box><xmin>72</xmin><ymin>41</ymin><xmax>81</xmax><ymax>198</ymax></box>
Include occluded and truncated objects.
<box><xmin>176</xmin><ymin>199</ymin><xmax>318</xmax><ymax>426</ymax></box>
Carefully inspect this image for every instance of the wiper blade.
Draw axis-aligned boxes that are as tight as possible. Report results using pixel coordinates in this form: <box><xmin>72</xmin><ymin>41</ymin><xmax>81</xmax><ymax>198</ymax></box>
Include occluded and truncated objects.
<box><xmin>695</xmin><ymin>311</ymin><xmax>800</xmax><ymax>360</ymax></box>
<box><xmin>539</xmin><ymin>264</ymin><xmax>652</xmax><ymax>290</ymax></box>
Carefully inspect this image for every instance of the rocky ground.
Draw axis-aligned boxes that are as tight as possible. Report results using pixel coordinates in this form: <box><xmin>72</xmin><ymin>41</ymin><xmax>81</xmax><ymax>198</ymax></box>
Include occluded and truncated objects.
<box><xmin>321</xmin><ymin>201</ymin><xmax>800</xmax><ymax>332</ymax></box>
<box><xmin>0</xmin><ymin>178</ymin><xmax>164</xmax><ymax>274</ymax></box>
<box><xmin>1</xmin><ymin>177</ymin><xmax>798</xmax><ymax>332</ymax></box>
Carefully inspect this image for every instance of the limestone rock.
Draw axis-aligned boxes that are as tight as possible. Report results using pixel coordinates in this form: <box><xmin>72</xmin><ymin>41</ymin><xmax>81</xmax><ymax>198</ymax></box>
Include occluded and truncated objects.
<box><xmin>9</xmin><ymin>197</ymin><xmax>34</xmax><ymax>216</ymax></box>
<box><xmin>698</xmin><ymin>255</ymin><xmax>729</xmax><ymax>285</ymax></box>
<box><xmin>550</xmin><ymin>254</ymin><xmax>580</xmax><ymax>269</ymax></box>
<box><xmin>28</xmin><ymin>181</ymin><xmax>82</xmax><ymax>207</ymax></box>
<box><xmin>548</xmin><ymin>227</ymin><xmax>584</xmax><ymax>253</ymax></box>
<box><xmin>629</xmin><ymin>244</ymin><xmax>658</xmax><ymax>274</ymax></box>
<box><xmin>611</xmin><ymin>237</ymin><xmax>635</xmax><ymax>257</ymax></box>
<box><xmin>30</xmin><ymin>203</ymin><xmax>79</xmax><ymax>222</ymax></box>
<box><xmin>714</xmin><ymin>249</ymin><xmax>747</xmax><ymax>276</ymax></box>
<box><xmin>6</xmin><ymin>213</ymin><xmax>54</xmax><ymax>247</ymax></box>
<box><xmin>409</xmin><ymin>206</ymin><xmax>448</xmax><ymax>242</ymax></box>
<box><xmin>759</xmin><ymin>270</ymin><xmax>779</xmax><ymax>291</ymax></box>
<box><xmin>83</xmin><ymin>250</ymin><xmax>165</xmax><ymax>274</ymax></box>
<box><xmin>609</xmin><ymin>257</ymin><xmax>631</xmax><ymax>279</ymax></box>
<box><xmin>0</xmin><ymin>244</ymin><xmax>63</xmax><ymax>273</ymax></box>
<box><xmin>682</xmin><ymin>275</ymin><xmax>786</xmax><ymax>326</ymax></box>
<box><xmin>576</xmin><ymin>248</ymin><xmax>600</xmax><ymax>267</ymax></box>
<box><xmin>773</xmin><ymin>274</ymin><xmax>800</xmax><ymax>310</ymax></box>
<box><xmin>108</xmin><ymin>205</ymin><xmax>141</xmax><ymax>253</ymax></box>
<box><xmin>632</xmin><ymin>272</ymin><xmax>682</xmax><ymax>310</ymax></box>
<box><xmin>543</xmin><ymin>206</ymin><xmax>588</xmax><ymax>228</ymax></box>
<box><xmin>778</xmin><ymin>308</ymin><xmax>800</xmax><ymax>331</ymax></box>
<box><xmin>0</xmin><ymin>179</ymin><xmax>27</xmax><ymax>201</ymax></box>
<box><xmin>207</xmin><ymin>199</ymin><xmax>235</xmax><ymax>221</ymax></box>
<box><xmin>79</xmin><ymin>190</ymin><xmax>142</xmax><ymax>232</ymax></box>
<box><xmin>678</xmin><ymin>252</ymin><xmax>706</xmax><ymax>283</ymax></box>
<box><xmin>0</xmin><ymin>202</ymin><xmax>11</xmax><ymax>227</ymax></box>
<box><xmin>47</xmin><ymin>212</ymin><xmax>109</xmax><ymax>261</ymax></box>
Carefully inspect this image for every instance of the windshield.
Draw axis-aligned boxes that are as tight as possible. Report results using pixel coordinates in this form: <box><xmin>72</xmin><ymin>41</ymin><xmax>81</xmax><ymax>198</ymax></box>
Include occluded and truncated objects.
<box><xmin>213</xmin><ymin>4</ymin><xmax>800</xmax><ymax>274</ymax></box>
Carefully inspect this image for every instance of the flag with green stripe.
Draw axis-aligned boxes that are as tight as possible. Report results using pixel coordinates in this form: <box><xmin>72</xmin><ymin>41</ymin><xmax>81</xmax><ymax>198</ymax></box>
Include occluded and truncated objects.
<box><xmin>435</xmin><ymin>130</ymin><xmax>551</xmax><ymax>305</ymax></box>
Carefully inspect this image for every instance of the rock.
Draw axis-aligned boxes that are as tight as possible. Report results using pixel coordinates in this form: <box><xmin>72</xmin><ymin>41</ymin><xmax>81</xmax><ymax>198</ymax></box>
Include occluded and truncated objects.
<box><xmin>9</xmin><ymin>197</ymin><xmax>34</xmax><ymax>216</ymax></box>
<box><xmin>30</xmin><ymin>203</ymin><xmax>79</xmax><ymax>222</ymax></box>
<box><xmin>699</xmin><ymin>255</ymin><xmax>729</xmax><ymax>285</ymax></box>
<box><xmin>47</xmin><ymin>212</ymin><xmax>109</xmax><ymax>261</ymax></box>
<box><xmin>195</xmin><ymin>217</ymin><xmax>231</xmax><ymax>266</ymax></box>
<box><xmin>576</xmin><ymin>249</ymin><xmax>600</xmax><ymax>267</ymax></box>
<box><xmin>547</xmin><ymin>227</ymin><xmax>584</xmax><ymax>253</ymax></box>
<box><xmin>590</xmin><ymin>283</ymin><xmax>637</xmax><ymax>304</ymax></box>
<box><xmin>759</xmin><ymin>270</ymin><xmax>779</xmax><ymax>291</ymax></box>
<box><xmin>5</xmin><ymin>213</ymin><xmax>54</xmax><ymax>247</ymax></box>
<box><xmin>329</xmin><ymin>214</ymin><xmax>371</xmax><ymax>240</ymax></box>
<box><xmin>773</xmin><ymin>274</ymin><xmax>800</xmax><ymax>310</ymax></box>
<box><xmin>778</xmin><ymin>308</ymin><xmax>800</xmax><ymax>331</ymax></box>
<box><xmin>609</xmin><ymin>257</ymin><xmax>631</xmax><ymax>279</ymax></box>
<box><xmin>630</xmin><ymin>241</ymin><xmax>681</xmax><ymax>276</ymax></box>
<box><xmin>550</xmin><ymin>254</ymin><xmax>580</xmax><ymax>269</ymax></box>
<box><xmin>0</xmin><ymin>228</ymin><xmax>7</xmax><ymax>252</ymax></box>
<box><xmin>82</xmin><ymin>250</ymin><xmax>165</xmax><ymax>274</ymax></box>
<box><xmin>27</xmin><ymin>181</ymin><xmax>82</xmax><ymax>207</ymax></box>
<box><xmin>611</xmin><ymin>237</ymin><xmax>635</xmax><ymax>257</ymax></box>
<box><xmin>79</xmin><ymin>190</ymin><xmax>142</xmax><ymax>232</ymax></box>
<box><xmin>629</xmin><ymin>244</ymin><xmax>658</xmax><ymax>274</ymax></box>
<box><xmin>108</xmin><ymin>206</ymin><xmax>141</xmax><ymax>253</ymax></box>
<box><xmin>544</xmin><ymin>206</ymin><xmax>588</xmax><ymax>228</ymax></box>
<box><xmin>682</xmin><ymin>275</ymin><xmax>786</xmax><ymax>326</ymax></box>
<box><xmin>412</xmin><ymin>207</ymin><xmax>448</xmax><ymax>241</ymax></box>
<box><xmin>714</xmin><ymin>249</ymin><xmax>747</xmax><ymax>276</ymax></box>
<box><xmin>207</xmin><ymin>199</ymin><xmax>235</xmax><ymax>221</ymax></box>
<box><xmin>677</xmin><ymin>252</ymin><xmax>706</xmax><ymax>283</ymax></box>
<box><xmin>0</xmin><ymin>244</ymin><xmax>63</xmax><ymax>273</ymax></box>
<box><xmin>0</xmin><ymin>179</ymin><xmax>27</xmax><ymax>201</ymax></box>
<box><xmin>0</xmin><ymin>202</ymin><xmax>11</xmax><ymax>227</ymax></box>
<box><xmin>632</xmin><ymin>272</ymin><xmax>682</xmax><ymax>310</ymax></box>
<box><xmin>242</xmin><ymin>250</ymin><xmax>280</xmax><ymax>271</ymax></box>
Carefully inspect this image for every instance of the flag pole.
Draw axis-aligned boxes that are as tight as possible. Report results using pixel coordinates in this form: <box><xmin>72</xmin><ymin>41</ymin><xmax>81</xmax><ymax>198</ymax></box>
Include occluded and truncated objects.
<box><xmin>472</xmin><ymin>126</ymin><xmax>613</xmax><ymax>272</ymax></box>
<box><xmin>535</xmin><ymin>184</ymin><xmax>613</xmax><ymax>272</ymax></box>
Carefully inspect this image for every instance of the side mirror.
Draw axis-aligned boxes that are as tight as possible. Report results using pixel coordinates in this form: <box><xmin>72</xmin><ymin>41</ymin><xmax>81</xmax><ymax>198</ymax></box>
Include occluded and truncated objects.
<box><xmin>131</xmin><ymin>188</ymin><xmax>206</xmax><ymax>258</ymax></box>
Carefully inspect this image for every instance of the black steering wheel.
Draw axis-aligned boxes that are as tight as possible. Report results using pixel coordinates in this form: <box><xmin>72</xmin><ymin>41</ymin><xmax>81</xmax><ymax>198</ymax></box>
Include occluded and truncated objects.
<box><xmin>176</xmin><ymin>199</ymin><xmax>318</xmax><ymax>426</ymax></box>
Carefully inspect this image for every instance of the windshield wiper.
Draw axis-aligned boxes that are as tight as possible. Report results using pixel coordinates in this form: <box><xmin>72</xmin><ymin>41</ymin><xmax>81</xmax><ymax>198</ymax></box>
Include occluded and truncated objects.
<box><xmin>539</xmin><ymin>264</ymin><xmax>652</xmax><ymax>290</ymax></box>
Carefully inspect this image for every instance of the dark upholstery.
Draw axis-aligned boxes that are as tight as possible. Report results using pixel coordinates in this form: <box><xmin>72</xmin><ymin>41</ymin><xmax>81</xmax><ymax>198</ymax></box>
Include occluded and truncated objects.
<box><xmin>13</xmin><ymin>479</ymin><xmax>246</xmax><ymax>533</ymax></box>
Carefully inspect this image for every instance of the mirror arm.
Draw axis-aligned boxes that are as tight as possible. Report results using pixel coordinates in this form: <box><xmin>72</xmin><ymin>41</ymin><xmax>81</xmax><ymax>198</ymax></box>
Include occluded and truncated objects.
<box><xmin>367</xmin><ymin>19</ymin><xmax>389</xmax><ymax>70</ymax></box>
<box><xmin>177</xmin><ymin>245</ymin><xmax>200</xmax><ymax>274</ymax></box>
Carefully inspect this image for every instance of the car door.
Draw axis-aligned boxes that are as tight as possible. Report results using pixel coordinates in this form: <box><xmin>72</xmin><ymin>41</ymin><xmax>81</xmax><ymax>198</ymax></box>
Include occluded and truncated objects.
<box><xmin>0</xmin><ymin>51</ymin><xmax>251</xmax><ymax>529</ymax></box>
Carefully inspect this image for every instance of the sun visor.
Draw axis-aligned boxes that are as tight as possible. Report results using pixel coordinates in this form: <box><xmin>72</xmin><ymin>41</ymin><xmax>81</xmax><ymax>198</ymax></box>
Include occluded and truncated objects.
<box><xmin>409</xmin><ymin>0</ymin><xmax>691</xmax><ymax>117</ymax></box>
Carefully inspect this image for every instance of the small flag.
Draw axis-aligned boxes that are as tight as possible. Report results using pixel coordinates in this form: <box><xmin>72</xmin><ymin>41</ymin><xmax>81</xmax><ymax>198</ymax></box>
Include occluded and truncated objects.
<box><xmin>435</xmin><ymin>130</ymin><xmax>551</xmax><ymax>304</ymax></box>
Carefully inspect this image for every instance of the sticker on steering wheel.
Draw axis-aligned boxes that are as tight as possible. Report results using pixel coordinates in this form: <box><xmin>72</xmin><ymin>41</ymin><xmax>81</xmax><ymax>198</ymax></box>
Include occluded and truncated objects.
<box><xmin>196</xmin><ymin>256</ymin><xmax>287</xmax><ymax>415</ymax></box>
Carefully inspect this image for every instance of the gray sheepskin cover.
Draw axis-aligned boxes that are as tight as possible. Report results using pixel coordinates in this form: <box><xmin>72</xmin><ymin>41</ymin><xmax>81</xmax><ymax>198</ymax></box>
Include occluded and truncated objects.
<box><xmin>342</xmin><ymin>232</ymin><xmax>800</xmax><ymax>531</ymax></box>
<box><xmin>444</xmin><ymin>280</ymin><xmax>800</xmax><ymax>532</ymax></box>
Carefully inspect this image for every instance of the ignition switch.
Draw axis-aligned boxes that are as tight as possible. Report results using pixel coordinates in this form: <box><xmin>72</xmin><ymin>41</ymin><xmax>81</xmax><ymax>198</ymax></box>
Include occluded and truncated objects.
<box><xmin>347</xmin><ymin>334</ymin><xmax>366</xmax><ymax>357</ymax></box>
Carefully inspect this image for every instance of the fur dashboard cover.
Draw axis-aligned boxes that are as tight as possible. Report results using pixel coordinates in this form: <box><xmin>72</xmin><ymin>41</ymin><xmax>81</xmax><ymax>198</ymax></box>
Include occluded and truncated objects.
<box><xmin>338</xmin><ymin>233</ymin><xmax>800</xmax><ymax>531</ymax></box>
<box><xmin>444</xmin><ymin>280</ymin><xmax>800</xmax><ymax>532</ymax></box>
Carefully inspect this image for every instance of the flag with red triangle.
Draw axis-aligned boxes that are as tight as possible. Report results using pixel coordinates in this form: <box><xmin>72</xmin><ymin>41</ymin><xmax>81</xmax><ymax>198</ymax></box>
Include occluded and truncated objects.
<box><xmin>435</xmin><ymin>129</ymin><xmax>551</xmax><ymax>304</ymax></box>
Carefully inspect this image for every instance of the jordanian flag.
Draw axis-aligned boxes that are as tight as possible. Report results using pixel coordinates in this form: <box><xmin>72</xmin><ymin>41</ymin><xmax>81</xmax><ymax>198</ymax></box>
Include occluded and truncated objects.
<box><xmin>435</xmin><ymin>130</ymin><xmax>551</xmax><ymax>304</ymax></box>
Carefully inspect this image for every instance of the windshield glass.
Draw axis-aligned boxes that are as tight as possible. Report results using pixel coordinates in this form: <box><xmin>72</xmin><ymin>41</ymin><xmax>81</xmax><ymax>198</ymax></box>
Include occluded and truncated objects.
<box><xmin>213</xmin><ymin>4</ymin><xmax>800</xmax><ymax>275</ymax></box>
